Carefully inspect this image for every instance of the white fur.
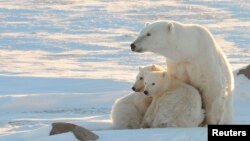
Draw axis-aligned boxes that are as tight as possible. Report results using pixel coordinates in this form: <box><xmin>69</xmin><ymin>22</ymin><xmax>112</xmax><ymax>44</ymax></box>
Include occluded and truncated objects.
<box><xmin>132</xmin><ymin>20</ymin><xmax>234</xmax><ymax>124</ymax></box>
<box><xmin>132</xmin><ymin>64</ymin><xmax>165</xmax><ymax>92</ymax></box>
<box><xmin>111</xmin><ymin>92</ymin><xmax>152</xmax><ymax>129</ymax></box>
<box><xmin>111</xmin><ymin>65</ymin><xmax>164</xmax><ymax>129</ymax></box>
<box><xmin>141</xmin><ymin>71</ymin><xmax>204</xmax><ymax>128</ymax></box>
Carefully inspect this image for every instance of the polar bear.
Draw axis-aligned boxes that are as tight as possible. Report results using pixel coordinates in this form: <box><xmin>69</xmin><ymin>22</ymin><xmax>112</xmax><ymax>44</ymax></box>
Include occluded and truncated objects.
<box><xmin>132</xmin><ymin>64</ymin><xmax>165</xmax><ymax>92</ymax></box>
<box><xmin>141</xmin><ymin>71</ymin><xmax>204</xmax><ymax>128</ymax></box>
<box><xmin>111</xmin><ymin>92</ymin><xmax>152</xmax><ymax>129</ymax></box>
<box><xmin>131</xmin><ymin>20</ymin><xmax>234</xmax><ymax>124</ymax></box>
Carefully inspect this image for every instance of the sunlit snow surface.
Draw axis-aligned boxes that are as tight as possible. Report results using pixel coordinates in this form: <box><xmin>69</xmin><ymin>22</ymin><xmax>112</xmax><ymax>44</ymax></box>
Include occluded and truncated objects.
<box><xmin>0</xmin><ymin>0</ymin><xmax>249</xmax><ymax>140</ymax></box>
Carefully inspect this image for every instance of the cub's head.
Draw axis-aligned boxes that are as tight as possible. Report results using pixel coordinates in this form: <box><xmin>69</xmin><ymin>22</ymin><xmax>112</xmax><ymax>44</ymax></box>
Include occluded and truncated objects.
<box><xmin>132</xmin><ymin>65</ymin><xmax>165</xmax><ymax>92</ymax></box>
<box><xmin>131</xmin><ymin>21</ymin><xmax>176</xmax><ymax>53</ymax></box>
<box><xmin>143</xmin><ymin>71</ymin><xmax>168</xmax><ymax>97</ymax></box>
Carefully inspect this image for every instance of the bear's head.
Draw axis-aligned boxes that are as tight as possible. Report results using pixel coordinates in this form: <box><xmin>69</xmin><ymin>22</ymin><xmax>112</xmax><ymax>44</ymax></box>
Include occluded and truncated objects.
<box><xmin>143</xmin><ymin>71</ymin><xmax>168</xmax><ymax>97</ymax></box>
<box><xmin>132</xmin><ymin>65</ymin><xmax>165</xmax><ymax>92</ymax></box>
<box><xmin>131</xmin><ymin>20</ymin><xmax>186</xmax><ymax>61</ymax></box>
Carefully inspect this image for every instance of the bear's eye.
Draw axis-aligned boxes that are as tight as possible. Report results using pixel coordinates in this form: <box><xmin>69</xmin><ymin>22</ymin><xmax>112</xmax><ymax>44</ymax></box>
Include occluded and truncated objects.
<box><xmin>152</xmin><ymin>83</ymin><xmax>155</xmax><ymax>85</ymax></box>
<box><xmin>140</xmin><ymin>77</ymin><xmax>143</xmax><ymax>80</ymax></box>
<box><xmin>146</xmin><ymin>33</ymin><xmax>151</xmax><ymax>36</ymax></box>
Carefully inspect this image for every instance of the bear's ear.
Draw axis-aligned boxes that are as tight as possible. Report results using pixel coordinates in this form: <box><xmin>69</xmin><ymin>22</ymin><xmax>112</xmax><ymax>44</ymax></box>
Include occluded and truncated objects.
<box><xmin>139</xmin><ymin>66</ymin><xmax>142</xmax><ymax>71</ymax></box>
<box><xmin>167</xmin><ymin>23</ymin><xmax>174</xmax><ymax>32</ymax></box>
<box><xmin>145</xmin><ymin>22</ymin><xmax>150</xmax><ymax>27</ymax></box>
<box><xmin>151</xmin><ymin>65</ymin><xmax>156</xmax><ymax>71</ymax></box>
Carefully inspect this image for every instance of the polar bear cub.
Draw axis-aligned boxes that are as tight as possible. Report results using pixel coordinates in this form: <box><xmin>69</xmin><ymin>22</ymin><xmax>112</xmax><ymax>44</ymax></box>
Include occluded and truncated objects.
<box><xmin>111</xmin><ymin>92</ymin><xmax>152</xmax><ymax>129</ymax></box>
<box><xmin>111</xmin><ymin>65</ymin><xmax>164</xmax><ymax>129</ymax></box>
<box><xmin>132</xmin><ymin>64</ymin><xmax>165</xmax><ymax>92</ymax></box>
<box><xmin>141</xmin><ymin>71</ymin><xmax>204</xmax><ymax>128</ymax></box>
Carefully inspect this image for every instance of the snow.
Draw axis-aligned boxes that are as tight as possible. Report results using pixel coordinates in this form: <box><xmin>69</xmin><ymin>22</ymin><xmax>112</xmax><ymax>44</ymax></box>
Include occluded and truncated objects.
<box><xmin>0</xmin><ymin>0</ymin><xmax>249</xmax><ymax>141</ymax></box>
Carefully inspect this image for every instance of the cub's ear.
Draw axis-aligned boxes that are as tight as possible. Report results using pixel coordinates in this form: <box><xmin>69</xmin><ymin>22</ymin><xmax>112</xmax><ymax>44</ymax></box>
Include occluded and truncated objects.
<box><xmin>151</xmin><ymin>65</ymin><xmax>156</xmax><ymax>71</ymax></box>
<box><xmin>145</xmin><ymin>22</ymin><xmax>150</xmax><ymax>27</ymax></box>
<box><xmin>139</xmin><ymin>66</ymin><xmax>142</xmax><ymax>71</ymax></box>
<box><xmin>167</xmin><ymin>23</ymin><xmax>174</xmax><ymax>32</ymax></box>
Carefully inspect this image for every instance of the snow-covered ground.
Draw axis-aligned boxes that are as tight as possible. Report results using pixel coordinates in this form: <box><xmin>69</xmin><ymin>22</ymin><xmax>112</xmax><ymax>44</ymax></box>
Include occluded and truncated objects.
<box><xmin>0</xmin><ymin>0</ymin><xmax>249</xmax><ymax>140</ymax></box>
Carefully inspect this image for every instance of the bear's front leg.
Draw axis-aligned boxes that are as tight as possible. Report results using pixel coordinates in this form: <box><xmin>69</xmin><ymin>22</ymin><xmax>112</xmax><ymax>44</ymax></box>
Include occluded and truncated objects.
<box><xmin>141</xmin><ymin>113</ymin><xmax>154</xmax><ymax>128</ymax></box>
<box><xmin>203</xmin><ymin>88</ymin><xmax>226</xmax><ymax>124</ymax></box>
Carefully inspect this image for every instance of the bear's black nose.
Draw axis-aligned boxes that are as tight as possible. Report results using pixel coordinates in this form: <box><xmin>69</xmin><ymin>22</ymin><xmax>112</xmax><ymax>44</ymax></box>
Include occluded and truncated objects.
<box><xmin>144</xmin><ymin>91</ymin><xmax>148</xmax><ymax>95</ymax></box>
<box><xmin>132</xmin><ymin>87</ymin><xmax>136</xmax><ymax>91</ymax></box>
<box><xmin>130</xmin><ymin>43</ymin><xmax>136</xmax><ymax>50</ymax></box>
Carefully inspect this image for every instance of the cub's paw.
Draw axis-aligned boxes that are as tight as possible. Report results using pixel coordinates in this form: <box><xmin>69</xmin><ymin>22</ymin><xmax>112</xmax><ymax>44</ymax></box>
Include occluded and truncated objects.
<box><xmin>141</xmin><ymin>122</ymin><xmax>150</xmax><ymax>128</ymax></box>
<box><xmin>158</xmin><ymin>122</ymin><xmax>175</xmax><ymax>128</ymax></box>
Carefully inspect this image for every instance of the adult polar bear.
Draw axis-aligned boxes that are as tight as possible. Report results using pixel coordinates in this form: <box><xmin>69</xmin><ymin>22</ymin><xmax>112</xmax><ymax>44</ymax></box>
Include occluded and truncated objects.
<box><xmin>130</xmin><ymin>20</ymin><xmax>234</xmax><ymax>124</ymax></box>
